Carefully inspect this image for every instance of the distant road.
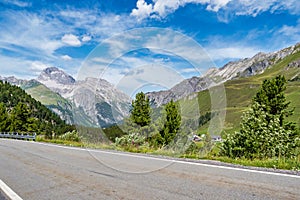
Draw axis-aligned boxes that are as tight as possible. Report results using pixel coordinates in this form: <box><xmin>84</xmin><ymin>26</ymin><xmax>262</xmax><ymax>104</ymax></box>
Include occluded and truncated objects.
<box><xmin>0</xmin><ymin>139</ymin><xmax>299</xmax><ymax>200</ymax></box>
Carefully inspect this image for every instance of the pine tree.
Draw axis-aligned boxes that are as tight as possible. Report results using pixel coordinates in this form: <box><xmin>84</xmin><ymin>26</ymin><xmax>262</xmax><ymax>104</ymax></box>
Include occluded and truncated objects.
<box><xmin>0</xmin><ymin>102</ymin><xmax>8</xmax><ymax>132</ymax></box>
<box><xmin>130</xmin><ymin>92</ymin><xmax>151</xmax><ymax>127</ymax></box>
<box><xmin>161</xmin><ymin>100</ymin><xmax>181</xmax><ymax>145</ymax></box>
<box><xmin>221</xmin><ymin>75</ymin><xmax>299</xmax><ymax>159</ymax></box>
<box><xmin>9</xmin><ymin>102</ymin><xmax>36</xmax><ymax>132</ymax></box>
<box><xmin>254</xmin><ymin>75</ymin><xmax>293</xmax><ymax>127</ymax></box>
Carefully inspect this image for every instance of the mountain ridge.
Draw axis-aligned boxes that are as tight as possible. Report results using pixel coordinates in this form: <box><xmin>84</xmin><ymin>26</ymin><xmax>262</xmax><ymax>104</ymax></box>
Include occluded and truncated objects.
<box><xmin>146</xmin><ymin>43</ymin><xmax>300</xmax><ymax>106</ymax></box>
<box><xmin>1</xmin><ymin>42</ymin><xmax>300</xmax><ymax>128</ymax></box>
<box><xmin>1</xmin><ymin>67</ymin><xmax>131</xmax><ymax>127</ymax></box>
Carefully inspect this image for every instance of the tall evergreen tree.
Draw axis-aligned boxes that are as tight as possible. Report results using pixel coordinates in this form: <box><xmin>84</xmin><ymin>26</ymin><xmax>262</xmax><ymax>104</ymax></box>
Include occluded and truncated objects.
<box><xmin>221</xmin><ymin>75</ymin><xmax>299</xmax><ymax>158</ymax></box>
<box><xmin>130</xmin><ymin>92</ymin><xmax>151</xmax><ymax>127</ymax></box>
<box><xmin>254</xmin><ymin>75</ymin><xmax>293</xmax><ymax>127</ymax></box>
<box><xmin>9</xmin><ymin>102</ymin><xmax>36</xmax><ymax>132</ymax></box>
<box><xmin>0</xmin><ymin>102</ymin><xmax>8</xmax><ymax>132</ymax></box>
<box><xmin>161</xmin><ymin>100</ymin><xmax>181</xmax><ymax>145</ymax></box>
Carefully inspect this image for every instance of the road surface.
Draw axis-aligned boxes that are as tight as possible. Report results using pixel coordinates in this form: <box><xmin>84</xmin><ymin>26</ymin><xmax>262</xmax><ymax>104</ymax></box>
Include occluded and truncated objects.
<box><xmin>0</xmin><ymin>139</ymin><xmax>299</xmax><ymax>200</ymax></box>
<box><xmin>0</xmin><ymin>192</ymin><xmax>7</xmax><ymax>200</ymax></box>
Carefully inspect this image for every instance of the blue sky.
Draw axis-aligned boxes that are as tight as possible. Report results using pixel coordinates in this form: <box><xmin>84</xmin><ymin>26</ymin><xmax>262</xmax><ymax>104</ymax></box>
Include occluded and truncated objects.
<box><xmin>0</xmin><ymin>0</ymin><xmax>300</xmax><ymax>92</ymax></box>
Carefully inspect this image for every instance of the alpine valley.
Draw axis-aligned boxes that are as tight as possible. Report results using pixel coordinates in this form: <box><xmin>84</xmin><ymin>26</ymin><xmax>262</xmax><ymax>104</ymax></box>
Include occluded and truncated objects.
<box><xmin>1</xmin><ymin>43</ymin><xmax>300</xmax><ymax>132</ymax></box>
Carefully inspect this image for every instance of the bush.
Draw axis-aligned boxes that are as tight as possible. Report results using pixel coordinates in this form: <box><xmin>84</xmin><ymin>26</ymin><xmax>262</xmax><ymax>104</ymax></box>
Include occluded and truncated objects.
<box><xmin>115</xmin><ymin>132</ymin><xmax>146</xmax><ymax>147</ymax></box>
<box><xmin>58</xmin><ymin>130</ymin><xmax>81</xmax><ymax>142</ymax></box>
<box><xmin>221</xmin><ymin>75</ymin><xmax>299</xmax><ymax>159</ymax></box>
<box><xmin>147</xmin><ymin>132</ymin><xmax>164</xmax><ymax>148</ymax></box>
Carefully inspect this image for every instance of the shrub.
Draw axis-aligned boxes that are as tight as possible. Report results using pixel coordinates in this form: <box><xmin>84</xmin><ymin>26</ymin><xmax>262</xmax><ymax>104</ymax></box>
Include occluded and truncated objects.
<box><xmin>58</xmin><ymin>130</ymin><xmax>81</xmax><ymax>142</ymax></box>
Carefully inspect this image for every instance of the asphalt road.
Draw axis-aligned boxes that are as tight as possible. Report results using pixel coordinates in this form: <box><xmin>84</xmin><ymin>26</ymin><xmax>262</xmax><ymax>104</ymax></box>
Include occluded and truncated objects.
<box><xmin>0</xmin><ymin>139</ymin><xmax>299</xmax><ymax>200</ymax></box>
<box><xmin>0</xmin><ymin>192</ymin><xmax>7</xmax><ymax>200</ymax></box>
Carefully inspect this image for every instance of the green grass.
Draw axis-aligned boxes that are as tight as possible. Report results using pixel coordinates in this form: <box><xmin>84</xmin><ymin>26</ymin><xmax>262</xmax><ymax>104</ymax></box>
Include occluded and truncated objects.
<box><xmin>24</xmin><ymin>83</ymin><xmax>96</xmax><ymax>126</ymax></box>
<box><xmin>36</xmin><ymin>137</ymin><xmax>85</xmax><ymax>147</ymax></box>
<box><xmin>25</xmin><ymin>84</ymin><xmax>68</xmax><ymax>106</ymax></box>
<box><xmin>36</xmin><ymin>136</ymin><xmax>300</xmax><ymax>171</ymax></box>
<box><xmin>208</xmin><ymin>156</ymin><xmax>300</xmax><ymax>171</ymax></box>
<box><xmin>178</xmin><ymin>50</ymin><xmax>300</xmax><ymax>136</ymax></box>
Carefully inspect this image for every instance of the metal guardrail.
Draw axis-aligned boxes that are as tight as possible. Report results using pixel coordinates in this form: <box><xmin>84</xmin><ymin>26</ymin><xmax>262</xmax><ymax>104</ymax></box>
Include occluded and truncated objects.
<box><xmin>0</xmin><ymin>132</ymin><xmax>36</xmax><ymax>141</ymax></box>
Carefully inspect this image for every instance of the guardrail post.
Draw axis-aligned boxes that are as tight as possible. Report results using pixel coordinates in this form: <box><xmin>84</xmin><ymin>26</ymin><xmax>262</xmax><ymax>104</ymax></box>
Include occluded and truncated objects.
<box><xmin>0</xmin><ymin>132</ymin><xmax>36</xmax><ymax>141</ymax></box>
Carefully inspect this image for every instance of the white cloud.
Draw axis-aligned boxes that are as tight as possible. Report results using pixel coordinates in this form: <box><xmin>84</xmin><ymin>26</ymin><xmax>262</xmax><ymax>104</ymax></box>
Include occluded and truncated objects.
<box><xmin>143</xmin><ymin>30</ymin><xmax>212</xmax><ymax>73</ymax></box>
<box><xmin>0</xmin><ymin>7</ymin><xmax>137</xmax><ymax>79</ymax></box>
<box><xmin>234</xmin><ymin>1</ymin><xmax>278</xmax><ymax>17</ymax></box>
<box><xmin>78</xmin><ymin>28</ymin><xmax>212</xmax><ymax>86</ymax></box>
<box><xmin>82</xmin><ymin>35</ymin><xmax>91</xmax><ymax>42</ymax></box>
<box><xmin>207</xmin><ymin>46</ymin><xmax>259</xmax><ymax>60</ymax></box>
<box><xmin>203</xmin><ymin>35</ymin><xmax>265</xmax><ymax>62</ymax></box>
<box><xmin>2</xmin><ymin>0</ymin><xmax>31</xmax><ymax>7</ymax></box>
<box><xmin>271</xmin><ymin>19</ymin><xmax>300</xmax><ymax>47</ymax></box>
<box><xmin>223</xmin><ymin>0</ymin><xmax>300</xmax><ymax>17</ymax></box>
<box><xmin>59</xmin><ymin>10</ymin><xmax>135</xmax><ymax>41</ymax></box>
<box><xmin>115</xmin><ymin>65</ymin><xmax>185</xmax><ymax>96</ymax></box>
<box><xmin>119</xmin><ymin>56</ymin><xmax>151</xmax><ymax>68</ymax></box>
<box><xmin>131</xmin><ymin>0</ymin><xmax>231</xmax><ymax>20</ymax></box>
<box><xmin>277</xmin><ymin>19</ymin><xmax>300</xmax><ymax>37</ymax></box>
<box><xmin>131</xmin><ymin>0</ymin><xmax>300</xmax><ymax>21</ymax></box>
<box><xmin>180</xmin><ymin>68</ymin><xmax>199</xmax><ymax>73</ymax></box>
<box><xmin>30</xmin><ymin>61</ymin><xmax>51</xmax><ymax>72</ymax></box>
<box><xmin>61</xmin><ymin>55</ymin><xmax>72</xmax><ymax>61</ymax></box>
<box><xmin>61</xmin><ymin>34</ymin><xmax>81</xmax><ymax>47</ymax></box>
<box><xmin>131</xmin><ymin>0</ymin><xmax>153</xmax><ymax>20</ymax></box>
<box><xmin>278</xmin><ymin>25</ymin><xmax>299</xmax><ymax>37</ymax></box>
<box><xmin>0</xmin><ymin>54</ymin><xmax>52</xmax><ymax>78</ymax></box>
<box><xmin>207</xmin><ymin>0</ymin><xmax>231</xmax><ymax>12</ymax></box>
<box><xmin>0</xmin><ymin>11</ymin><xmax>64</xmax><ymax>57</ymax></box>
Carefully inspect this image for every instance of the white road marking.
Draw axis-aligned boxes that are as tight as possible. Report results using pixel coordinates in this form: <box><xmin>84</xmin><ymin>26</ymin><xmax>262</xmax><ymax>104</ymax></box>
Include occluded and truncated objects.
<box><xmin>0</xmin><ymin>179</ymin><xmax>23</xmax><ymax>200</ymax></box>
<box><xmin>33</xmin><ymin>141</ymin><xmax>300</xmax><ymax>179</ymax></box>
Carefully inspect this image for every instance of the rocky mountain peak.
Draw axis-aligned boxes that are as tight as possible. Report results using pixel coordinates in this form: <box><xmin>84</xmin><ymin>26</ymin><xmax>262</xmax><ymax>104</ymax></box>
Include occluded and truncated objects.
<box><xmin>38</xmin><ymin>67</ymin><xmax>75</xmax><ymax>85</ymax></box>
<box><xmin>147</xmin><ymin>43</ymin><xmax>300</xmax><ymax>107</ymax></box>
<box><xmin>35</xmin><ymin>67</ymin><xmax>131</xmax><ymax>127</ymax></box>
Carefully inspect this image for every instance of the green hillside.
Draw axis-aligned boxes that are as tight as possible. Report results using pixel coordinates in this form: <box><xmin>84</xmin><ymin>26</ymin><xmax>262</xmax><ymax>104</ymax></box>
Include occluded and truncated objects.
<box><xmin>22</xmin><ymin>80</ymin><xmax>69</xmax><ymax>106</ymax></box>
<box><xmin>180</xmin><ymin>48</ymin><xmax>300</xmax><ymax>136</ymax></box>
<box><xmin>0</xmin><ymin>80</ymin><xmax>74</xmax><ymax>137</ymax></box>
<box><xmin>21</xmin><ymin>81</ymin><xmax>95</xmax><ymax>127</ymax></box>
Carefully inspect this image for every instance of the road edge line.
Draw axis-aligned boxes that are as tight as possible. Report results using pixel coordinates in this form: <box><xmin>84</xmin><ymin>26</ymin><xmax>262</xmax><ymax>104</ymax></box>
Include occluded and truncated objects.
<box><xmin>35</xmin><ymin>141</ymin><xmax>300</xmax><ymax>179</ymax></box>
<box><xmin>0</xmin><ymin>179</ymin><xmax>23</xmax><ymax>200</ymax></box>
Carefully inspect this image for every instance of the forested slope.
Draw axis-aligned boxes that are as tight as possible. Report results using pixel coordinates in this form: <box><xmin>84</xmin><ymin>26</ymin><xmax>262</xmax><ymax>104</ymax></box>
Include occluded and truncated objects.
<box><xmin>0</xmin><ymin>80</ymin><xmax>74</xmax><ymax>138</ymax></box>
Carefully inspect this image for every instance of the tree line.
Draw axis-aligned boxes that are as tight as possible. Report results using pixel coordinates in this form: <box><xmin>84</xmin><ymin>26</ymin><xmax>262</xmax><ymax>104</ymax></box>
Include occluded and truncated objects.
<box><xmin>0</xmin><ymin>80</ymin><xmax>74</xmax><ymax>138</ymax></box>
<box><xmin>113</xmin><ymin>75</ymin><xmax>299</xmax><ymax>160</ymax></box>
<box><xmin>114</xmin><ymin>92</ymin><xmax>182</xmax><ymax>148</ymax></box>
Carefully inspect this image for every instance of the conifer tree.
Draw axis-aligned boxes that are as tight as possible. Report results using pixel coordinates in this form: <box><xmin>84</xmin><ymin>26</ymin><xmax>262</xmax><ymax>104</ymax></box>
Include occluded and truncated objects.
<box><xmin>9</xmin><ymin>102</ymin><xmax>33</xmax><ymax>132</ymax></box>
<box><xmin>0</xmin><ymin>102</ymin><xmax>8</xmax><ymax>132</ymax></box>
<box><xmin>221</xmin><ymin>75</ymin><xmax>299</xmax><ymax>158</ymax></box>
<box><xmin>161</xmin><ymin>100</ymin><xmax>181</xmax><ymax>145</ymax></box>
<box><xmin>130</xmin><ymin>92</ymin><xmax>151</xmax><ymax>127</ymax></box>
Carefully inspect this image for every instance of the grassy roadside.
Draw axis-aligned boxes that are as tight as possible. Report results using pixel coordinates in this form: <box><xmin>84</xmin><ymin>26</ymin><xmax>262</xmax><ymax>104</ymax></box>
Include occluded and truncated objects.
<box><xmin>36</xmin><ymin>137</ymin><xmax>85</xmax><ymax>147</ymax></box>
<box><xmin>207</xmin><ymin>156</ymin><xmax>300</xmax><ymax>171</ymax></box>
<box><xmin>35</xmin><ymin>136</ymin><xmax>300</xmax><ymax>171</ymax></box>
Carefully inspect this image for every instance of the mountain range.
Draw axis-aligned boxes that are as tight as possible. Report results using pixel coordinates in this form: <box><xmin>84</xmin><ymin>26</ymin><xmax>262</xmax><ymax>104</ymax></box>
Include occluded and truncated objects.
<box><xmin>1</xmin><ymin>43</ymin><xmax>299</xmax><ymax>129</ymax></box>
<box><xmin>1</xmin><ymin>67</ymin><xmax>131</xmax><ymax>127</ymax></box>
<box><xmin>146</xmin><ymin>43</ymin><xmax>300</xmax><ymax>106</ymax></box>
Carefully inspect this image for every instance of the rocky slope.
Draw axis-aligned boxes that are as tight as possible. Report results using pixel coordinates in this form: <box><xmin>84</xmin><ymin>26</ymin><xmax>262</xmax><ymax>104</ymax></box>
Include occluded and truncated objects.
<box><xmin>0</xmin><ymin>76</ymin><xmax>77</xmax><ymax>124</ymax></box>
<box><xmin>1</xmin><ymin>67</ymin><xmax>131</xmax><ymax>127</ymax></box>
<box><xmin>147</xmin><ymin>43</ymin><xmax>300</xmax><ymax>106</ymax></box>
<box><xmin>0</xmin><ymin>75</ymin><xmax>28</xmax><ymax>86</ymax></box>
<box><xmin>37</xmin><ymin>67</ymin><xmax>131</xmax><ymax>127</ymax></box>
<box><xmin>147</xmin><ymin>76</ymin><xmax>216</xmax><ymax>106</ymax></box>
